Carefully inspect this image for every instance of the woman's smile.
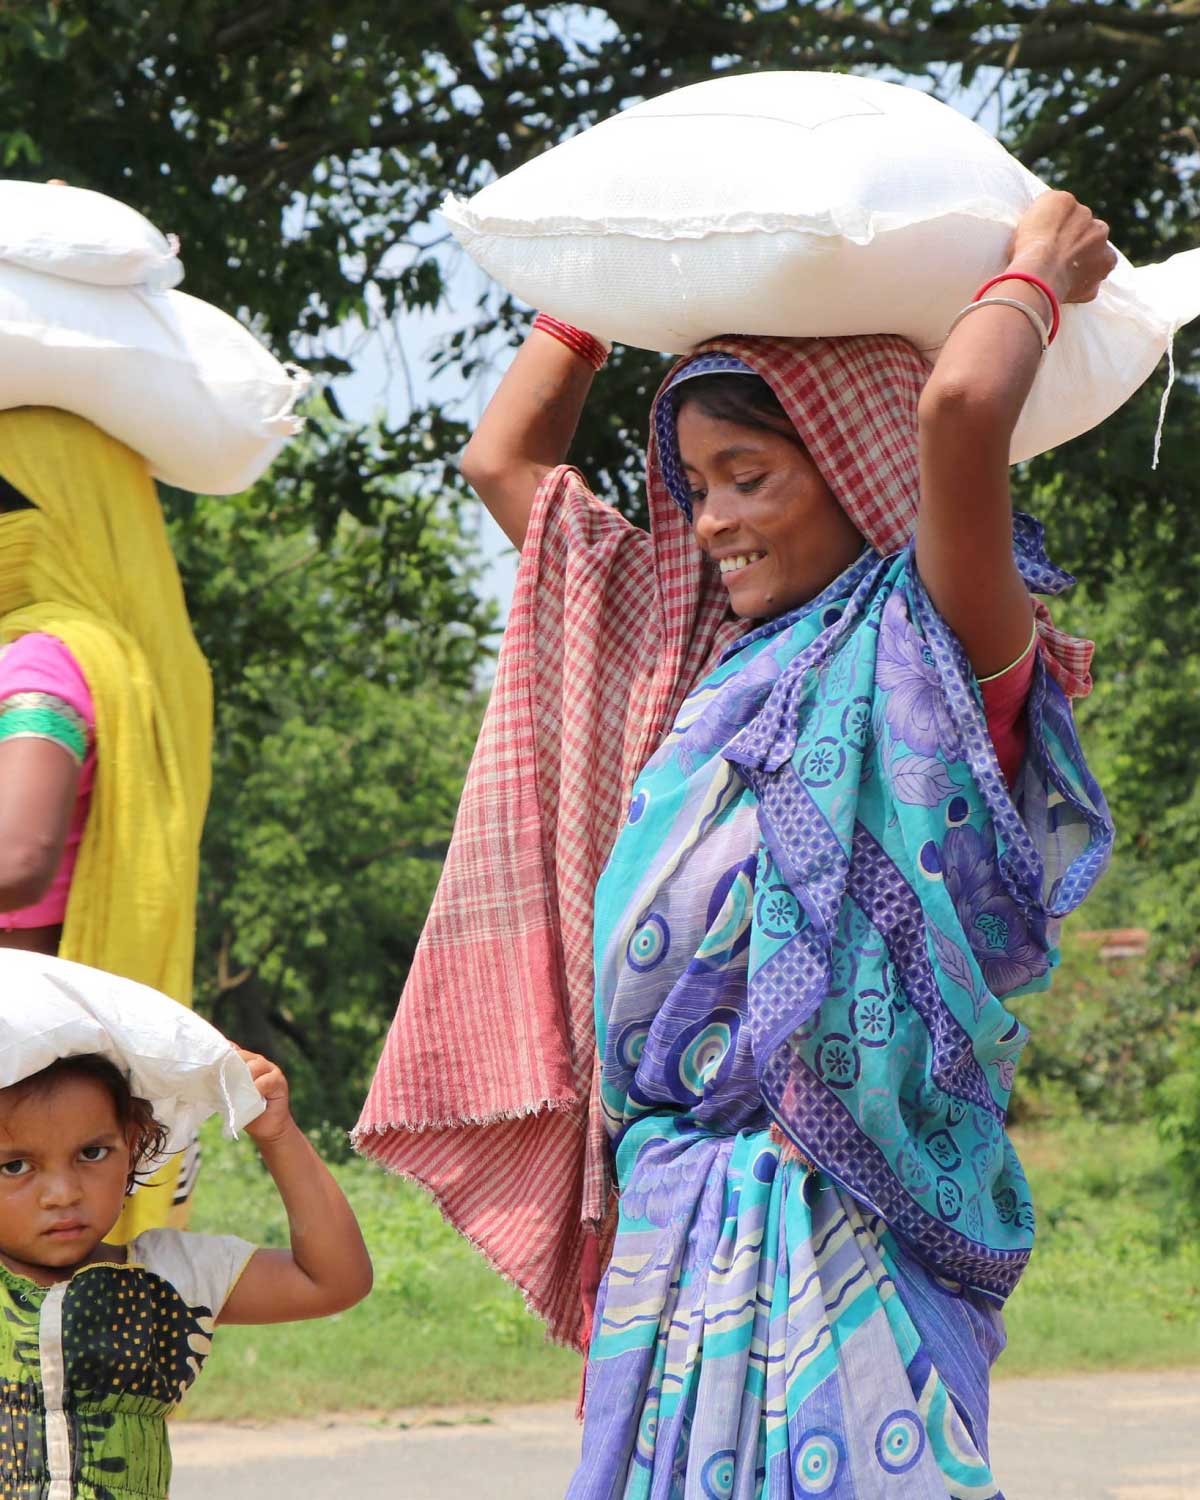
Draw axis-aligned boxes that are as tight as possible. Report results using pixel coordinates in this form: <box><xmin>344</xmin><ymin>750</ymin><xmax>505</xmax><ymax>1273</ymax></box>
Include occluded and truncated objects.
<box><xmin>716</xmin><ymin>550</ymin><xmax>767</xmax><ymax>579</ymax></box>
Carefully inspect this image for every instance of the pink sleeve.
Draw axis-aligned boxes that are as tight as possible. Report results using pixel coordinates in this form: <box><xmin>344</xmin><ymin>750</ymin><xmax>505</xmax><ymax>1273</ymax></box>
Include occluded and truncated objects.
<box><xmin>980</xmin><ymin>644</ymin><xmax>1036</xmax><ymax>789</ymax></box>
<box><xmin>0</xmin><ymin>633</ymin><xmax>95</xmax><ymax>732</ymax></box>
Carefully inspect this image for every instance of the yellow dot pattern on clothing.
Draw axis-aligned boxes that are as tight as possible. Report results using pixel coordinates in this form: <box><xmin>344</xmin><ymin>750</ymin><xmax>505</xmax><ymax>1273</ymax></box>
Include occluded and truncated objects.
<box><xmin>62</xmin><ymin>1267</ymin><xmax>212</xmax><ymax>1407</ymax></box>
<box><xmin>0</xmin><ymin>1278</ymin><xmax>47</xmax><ymax>1498</ymax></box>
<box><xmin>0</xmin><ymin>1262</ymin><xmax>216</xmax><ymax>1500</ymax></box>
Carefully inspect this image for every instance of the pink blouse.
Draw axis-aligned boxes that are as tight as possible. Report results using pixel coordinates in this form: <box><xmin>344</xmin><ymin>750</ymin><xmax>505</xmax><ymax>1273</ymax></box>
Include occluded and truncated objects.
<box><xmin>0</xmin><ymin>633</ymin><xmax>96</xmax><ymax>930</ymax></box>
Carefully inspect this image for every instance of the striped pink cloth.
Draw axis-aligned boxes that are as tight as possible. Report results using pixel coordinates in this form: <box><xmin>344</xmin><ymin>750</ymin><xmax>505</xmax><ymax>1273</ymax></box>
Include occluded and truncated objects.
<box><xmin>353</xmin><ymin>454</ymin><xmax>741</xmax><ymax>1347</ymax></box>
<box><xmin>353</xmin><ymin>334</ymin><xmax>1094</xmax><ymax>1350</ymax></box>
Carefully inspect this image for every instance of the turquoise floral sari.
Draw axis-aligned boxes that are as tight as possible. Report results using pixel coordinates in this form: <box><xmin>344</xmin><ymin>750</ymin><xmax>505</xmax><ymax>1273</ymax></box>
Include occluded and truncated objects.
<box><xmin>569</xmin><ymin>540</ymin><xmax>1110</xmax><ymax>1500</ymax></box>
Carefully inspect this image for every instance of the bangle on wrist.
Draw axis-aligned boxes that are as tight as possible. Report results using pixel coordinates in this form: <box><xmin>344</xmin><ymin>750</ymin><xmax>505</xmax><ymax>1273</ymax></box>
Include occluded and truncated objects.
<box><xmin>948</xmin><ymin>295</ymin><xmax>1049</xmax><ymax>353</ymax></box>
<box><xmin>532</xmin><ymin>312</ymin><xmax>611</xmax><ymax>371</ymax></box>
<box><xmin>973</xmin><ymin>271</ymin><xmax>1061</xmax><ymax>345</ymax></box>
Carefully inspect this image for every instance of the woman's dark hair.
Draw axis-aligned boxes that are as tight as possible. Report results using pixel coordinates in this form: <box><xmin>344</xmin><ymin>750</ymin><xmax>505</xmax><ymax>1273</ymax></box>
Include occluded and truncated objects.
<box><xmin>0</xmin><ymin>476</ymin><xmax>33</xmax><ymax>513</ymax></box>
<box><xmin>3</xmin><ymin>1054</ymin><xmax>169</xmax><ymax>1194</ymax></box>
<box><xmin>673</xmin><ymin>372</ymin><xmax>799</xmax><ymax>444</ymax></box>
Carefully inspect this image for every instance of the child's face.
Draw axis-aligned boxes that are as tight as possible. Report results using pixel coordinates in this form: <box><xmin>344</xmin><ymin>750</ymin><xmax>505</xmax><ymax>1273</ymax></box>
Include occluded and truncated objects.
<box><xmin>0</xmin><ymin>1074</ymin><xmax>134</xmax><ymax>1275</ymax></box>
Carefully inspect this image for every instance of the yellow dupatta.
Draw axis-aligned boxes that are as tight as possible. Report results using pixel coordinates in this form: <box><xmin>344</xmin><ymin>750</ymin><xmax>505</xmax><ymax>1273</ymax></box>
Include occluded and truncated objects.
<box><xmin>0</xmin><ymin>409</ymin><xmax>212</xmax><ymax>1235</ymax></box>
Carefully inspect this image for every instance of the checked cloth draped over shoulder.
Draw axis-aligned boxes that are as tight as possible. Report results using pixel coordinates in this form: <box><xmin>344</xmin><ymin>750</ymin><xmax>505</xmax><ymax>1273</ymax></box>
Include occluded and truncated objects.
<box><xmin>352</xmin><ymin>334</ymin><xmax>1094</xmax><ymax>1351</ymax></box>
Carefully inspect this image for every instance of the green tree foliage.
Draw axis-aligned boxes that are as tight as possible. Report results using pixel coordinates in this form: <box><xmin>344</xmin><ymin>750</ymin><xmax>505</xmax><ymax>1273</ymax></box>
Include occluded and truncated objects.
<box><xmin>6</xmin><ymin>2</ymin><xmax>1199</xmax><ymax>506</ymax></box>
<box><xmin>1158</xmin><ymin>1012</ymin><xmax>1200</xmax><ymax>1216</ymax></box>
<box><xmin>1009</xmin><ymin>939</ymin><xmax>1184</xmax><ymax>1125</ymax></box>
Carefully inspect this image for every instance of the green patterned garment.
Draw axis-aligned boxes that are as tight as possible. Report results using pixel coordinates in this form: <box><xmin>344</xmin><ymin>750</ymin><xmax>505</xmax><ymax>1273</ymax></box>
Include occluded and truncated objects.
<box><xmin>0</xmin><ymin>1229</ymin><xmax>253</xmax><ymax>1500</ymax></box>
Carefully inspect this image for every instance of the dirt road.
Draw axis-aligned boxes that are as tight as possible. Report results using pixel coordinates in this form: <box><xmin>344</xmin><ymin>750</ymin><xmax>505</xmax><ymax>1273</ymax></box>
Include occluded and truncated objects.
<box><xmin>170</xmin><ymin>1368</ymin><xmax>1200</xmax><ymax>1498</ymax></box>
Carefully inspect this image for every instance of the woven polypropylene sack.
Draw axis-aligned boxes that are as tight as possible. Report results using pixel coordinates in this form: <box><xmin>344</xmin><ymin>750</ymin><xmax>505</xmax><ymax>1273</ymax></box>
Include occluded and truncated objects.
<box><xmin>0</xmin><ymin>262</ymin><xmax>308</xmax><ymax>493</ymax></box>
<box><xmin>0</xmin><ymin>951</ymin><xmax>264</xmax><ymax>1164</ymax></box>
<box><xmin>444</xmin><ymin>71</ymin><xmax>1200</xmax><ymax>463</ymax></box>
<box><xmin>0</xmin><ymin>180</ymin><xmax>183</xmax><ymax>291</ymax></box>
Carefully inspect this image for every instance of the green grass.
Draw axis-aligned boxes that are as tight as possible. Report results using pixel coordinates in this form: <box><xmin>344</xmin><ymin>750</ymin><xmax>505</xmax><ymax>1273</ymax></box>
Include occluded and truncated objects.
<box><xmin>181</xmin><ymin>1115</ymin><xmax>1198</xmax><ymax>1420</ymax></box>
<box><xmin>181</xmin><ymin>1120</ymin><xmax>581</xmax><ymax>1420</ymax></box>
<box><xmin>998</xmin><ymin>1117</ymin><xmax>1200</xmax><ymax>1376</ymax></box>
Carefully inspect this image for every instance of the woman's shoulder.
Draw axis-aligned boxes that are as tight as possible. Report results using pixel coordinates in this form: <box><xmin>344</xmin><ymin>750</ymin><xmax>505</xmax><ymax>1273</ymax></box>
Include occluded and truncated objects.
<box><xmin>0</xmin><ymin>631</ymin><xmax>92</xmax><ymax>711</ymax></box>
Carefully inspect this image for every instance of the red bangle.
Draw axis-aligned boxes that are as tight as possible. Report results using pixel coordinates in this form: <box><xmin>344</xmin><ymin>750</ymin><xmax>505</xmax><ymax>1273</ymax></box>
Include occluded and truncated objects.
<box><xmin>532</xmin><ymin>312</ymin><xmax>611</xmax><ymax>372</ymax></box>
<box><xmin>973</xmin><ymin>272</ymin><xmax>1061</xmax><ymax>345</ymax></box>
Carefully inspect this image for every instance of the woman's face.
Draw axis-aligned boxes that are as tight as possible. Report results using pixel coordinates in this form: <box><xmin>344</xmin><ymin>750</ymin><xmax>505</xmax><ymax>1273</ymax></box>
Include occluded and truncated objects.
<box><xmin>676</xmin><ymin>403</ymin><xmax>864</xmax><ymax>619</ymax></box>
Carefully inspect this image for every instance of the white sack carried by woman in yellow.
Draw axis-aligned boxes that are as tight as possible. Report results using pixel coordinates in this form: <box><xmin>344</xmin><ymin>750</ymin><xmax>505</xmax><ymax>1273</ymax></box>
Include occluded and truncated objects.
<box><xmin>0</xmin><ymin>407</ymin><xmax>212</xmax><ymax>1238</ymax></box>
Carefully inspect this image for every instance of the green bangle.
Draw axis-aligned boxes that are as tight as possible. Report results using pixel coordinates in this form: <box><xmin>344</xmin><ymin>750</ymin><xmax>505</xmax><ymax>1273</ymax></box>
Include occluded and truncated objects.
<box><xmin>0</xmin><ymin>694</ymin><xmax>87</xmax><ymax>763</ymax></box>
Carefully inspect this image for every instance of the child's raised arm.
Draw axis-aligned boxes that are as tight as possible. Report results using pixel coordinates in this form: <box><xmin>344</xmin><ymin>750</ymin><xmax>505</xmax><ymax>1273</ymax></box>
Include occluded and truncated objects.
<box><xmin>217</xmin><ymin>1049</ymin><xmax>373</xmax><ymax>1325</ymax></box>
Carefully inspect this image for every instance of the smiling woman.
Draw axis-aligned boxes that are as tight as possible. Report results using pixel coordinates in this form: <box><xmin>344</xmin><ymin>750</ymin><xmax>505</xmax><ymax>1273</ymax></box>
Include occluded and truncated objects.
<box><xmin>362</xmin><ymin>191</ymin><xmax>1118</xmax><ymax>1500</ymax></box>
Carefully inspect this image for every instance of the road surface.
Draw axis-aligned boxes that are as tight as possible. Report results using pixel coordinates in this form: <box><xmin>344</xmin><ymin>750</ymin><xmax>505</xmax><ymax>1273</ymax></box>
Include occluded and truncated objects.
<box><xmin>171</xmin><ymin>1368</ymin><xmax>1200</xmax><ymax>1499</ymax></box>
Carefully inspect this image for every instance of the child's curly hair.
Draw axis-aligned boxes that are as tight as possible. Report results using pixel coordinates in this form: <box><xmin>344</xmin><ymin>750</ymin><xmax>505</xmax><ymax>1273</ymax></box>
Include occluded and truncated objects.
<box><xmin>4</xmin><ymin>1054</ymin><xmax>170</xmax><ymax>1195</ymax></box>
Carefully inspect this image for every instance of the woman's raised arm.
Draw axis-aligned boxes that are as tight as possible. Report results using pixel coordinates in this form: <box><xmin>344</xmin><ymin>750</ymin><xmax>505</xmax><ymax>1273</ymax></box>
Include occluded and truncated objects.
<box><xmin>915</xmin><ymin>192</ymin><xmax>1116</xmax><ymax>677</ymax></box>
<box><xmin>459</xmin><ymin>320</ymin><xmax>605</xmax><ymax>551</ymax></box>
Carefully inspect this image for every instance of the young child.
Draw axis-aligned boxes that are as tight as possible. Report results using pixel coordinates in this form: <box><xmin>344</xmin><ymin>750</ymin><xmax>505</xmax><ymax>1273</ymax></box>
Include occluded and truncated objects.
<box><xmin>0</xmin><ymin>1042</ymin><xmax>372</xmax><ymax>1499</ymax></box>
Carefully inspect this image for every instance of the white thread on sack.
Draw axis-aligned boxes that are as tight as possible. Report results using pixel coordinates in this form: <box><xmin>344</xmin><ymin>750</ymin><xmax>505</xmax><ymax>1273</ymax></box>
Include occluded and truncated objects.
<box><xmin>1152</xmin><ymin>326</ymin><xmax>1177</xmax><ymax>470</ymax></box>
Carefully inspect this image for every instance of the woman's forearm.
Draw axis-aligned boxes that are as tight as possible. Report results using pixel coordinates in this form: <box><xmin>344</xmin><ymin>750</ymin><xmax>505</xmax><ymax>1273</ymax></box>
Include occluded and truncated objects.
<box><xmin>914</xmin><ymin>193</ymin><xmax>1114</xmax><ymax>675</ymax></box>
<box><xmin>919</xmin><ymin>272</ymin><xmax>1052</xmax><ymax>440</ymax></box>
<box><xmin>460</xmin><ymin>327</ymin><xmax>598</xmax><ymax>550</ymax></box>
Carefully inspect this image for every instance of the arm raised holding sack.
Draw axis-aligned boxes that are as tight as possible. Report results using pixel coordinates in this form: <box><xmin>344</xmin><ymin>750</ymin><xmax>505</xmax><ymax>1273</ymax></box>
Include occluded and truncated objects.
<box><xmin>218</xmin><ymin>1048</ymin><xmax>373</xmax><ymax>1323</ymax></box>
<box><xmin>915</xmin><ymin>191</ymin><xmax>1117</xmax><ymax>677</ymax></box>
<box><xmin>460</xmin><ymin>314</ymin><xmax>610</xmax><ymax>550</ymax></box>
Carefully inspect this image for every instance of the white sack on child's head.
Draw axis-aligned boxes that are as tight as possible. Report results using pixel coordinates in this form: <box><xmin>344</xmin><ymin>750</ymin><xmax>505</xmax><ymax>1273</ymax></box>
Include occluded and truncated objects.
<box><xmin>0</xmin><ymin>951</ymin><xmax>265</xmax><ymax>1157</ymax></box>
<box><xmin>443</xmin><ymin>70</ymin><xmax>1200</xmax><ymax>464</ymax></box>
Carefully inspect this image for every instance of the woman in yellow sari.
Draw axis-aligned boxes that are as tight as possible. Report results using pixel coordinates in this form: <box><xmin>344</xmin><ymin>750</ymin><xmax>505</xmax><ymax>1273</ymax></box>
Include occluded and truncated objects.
<box><xmin>0</xmin><ymin>407</ymin><xmax>212</xmax><ymax>1235</ymax></box>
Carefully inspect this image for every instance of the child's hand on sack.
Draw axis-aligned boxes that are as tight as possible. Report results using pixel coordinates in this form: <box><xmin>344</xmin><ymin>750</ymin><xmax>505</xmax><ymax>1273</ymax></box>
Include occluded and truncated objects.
<box><xmin>237</xmin><ymin>1048</ymin><xmax>295</xmax><ymax>1146</ymax></box>
<box><xmin>218</xmin><ymin>1047</ymin><xmax>373</xmax><ymax>1325</ymax></box>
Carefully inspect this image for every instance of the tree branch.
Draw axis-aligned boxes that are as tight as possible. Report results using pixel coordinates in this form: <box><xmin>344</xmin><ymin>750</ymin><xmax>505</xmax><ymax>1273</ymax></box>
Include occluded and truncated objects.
<box><xmin>217</xmin><ymin>925</ymin><xmax>255</xmax><ymax>992</ymax></box>
<box><xmin>984</xmin><ymin>0</ymin><xmax>1200</xmax><ymax>33</ymax></box>
<box><xmin>1020</xmin><ymin>61</ymin><xmax>1159</xmax><ymax>161</ymax></box>
<box><xmin>265</xmin><ymin>1004</ymin><xmax>318</xmax><ymax>1061</ymax></box>
<box><xmin>213</xmin><ymin>3</ymin><xmax>296</xmax><ymax>54</ymax></box>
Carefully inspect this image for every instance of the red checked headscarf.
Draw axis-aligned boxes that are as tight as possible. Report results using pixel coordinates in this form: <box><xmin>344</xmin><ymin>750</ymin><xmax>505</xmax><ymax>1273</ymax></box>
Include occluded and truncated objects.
<box><xmin>354</xmin><ymin>332</ymin><xmax>1093</xmax><ymax>1354</ymax></box>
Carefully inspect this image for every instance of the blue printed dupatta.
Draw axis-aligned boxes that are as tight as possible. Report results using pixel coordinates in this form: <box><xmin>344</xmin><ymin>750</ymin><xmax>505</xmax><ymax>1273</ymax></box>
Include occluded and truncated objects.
<box><xmin>598</xmin><ymin>536</ymin><xmax>1111</xmax><ymax>1302</ymax></box>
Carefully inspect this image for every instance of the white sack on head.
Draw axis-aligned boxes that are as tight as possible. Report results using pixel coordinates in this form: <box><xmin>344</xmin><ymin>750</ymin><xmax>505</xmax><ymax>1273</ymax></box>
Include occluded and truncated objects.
<box><xmin>443</xmin><ymin>70</ymin><xmax>1200</xmax><ymax>464</ymax></box>
<box><xmin>0</xmin><ymin>951</ymin><xmax>265</xmax><ymax>1163</ymax></box>
<box><xmin>0</xmin><ymin>180</ymin><xmax>184</xmax><ymax>292</ymax></box>
<box><xmin>0</xmin><ymin>264</ymin><xmax>309</xmax><ymax>494</ymax></box>
<box><xmin>0</xmin><ymin>179</ymin><xmax>308</xmax><ymax>494</ymax></box>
